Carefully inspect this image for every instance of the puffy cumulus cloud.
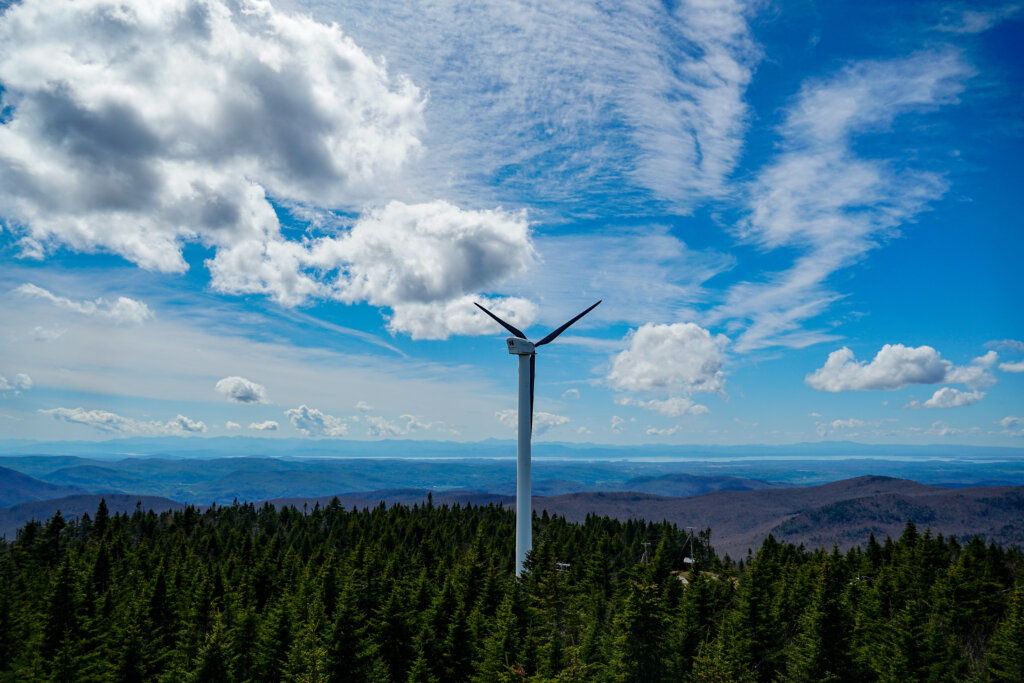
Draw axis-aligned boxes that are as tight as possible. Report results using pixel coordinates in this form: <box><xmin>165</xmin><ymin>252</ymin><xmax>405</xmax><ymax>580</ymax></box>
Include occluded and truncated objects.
<box><xmin>999</xmin><ymin>360</ymin><xmax>1024</xmax><ymax>373</ymax></box>
<box><xmin>495</xmin><ymin>409</ymin><xmax>569</xmax><ymax>436</ymax></box>
<box><xmin>39</xmin><ymin>406</ymin><xmax>205</xmax><ymax>434</ymax></box>
<box><xmin>646</xmin><ymin>425</ymin><xmax>680</xmax><ymax>436</ymax></box>
<box><xmin>973</xmin><ymin>350</ymin><xmax>999</xmax><ymax>368</ymax></box>
<box><xmin>15</xmin><ymin>283</ymin><xmax>152</xmax><ymax>324</ymax></box>
<box><xmin>998</xmin><ymin>416</ymin><xmax>1024</xmax><ymax>429</ymax></box>
<box><xmin>215</xmin><ymin>376</ymin><xmax>268</xmax><ymax>404</ymax></box>
<box><xmin>385</xmin><ymin>294</ymin><xmax>537</xmax><ymax>341</ymax></box>
<box><xmin>0</xmin><ymin>1</ymin><xmax>541</xmax><ymax>337</ymax></box>
<box><xmin>607</xmin><ymin>323</ymin><xmax>727</xmax><ymax>395</ymax></box>
<box><xmin>611</xmin><ymin>416</ymin><xmax>625</xmax><ymax>433</ymax></box>
<box><xmin>169</xmin><ymin>414</ymin><xmax>207</xmax><ymax>433</ymax></box>
<box><xmin>354</xmin><ymin>401</ymin><xmax>374</xmax><ymax>412</ymax></box>
<box><xmin>562</xmin><ymin>389</ymin><xmax>580</xmax><ymax>400</ymax></box>
<box><xmin>205</xmin><ymin>200</ymin><xmax>537</xmax><ymax>336</ymax></box>
<box><xmin>249</xmin><ymin>420</ymin><xmax>279</xmax><ymax>431</ymax></box>
<box><xmin>922</xmin><ymin>387</ymin><xmax>985</xmax><ymax>409</ymax></box>
<box><xmin>284</xmin><ymin>404</ymin><xmax>348</xmax><ymax>437</ymax></box>
<box><xmin>616</xmin><ymin>396</ymin><xmax>710</xmax><ymax>417</ymax></box>
<box><xmin>225</xmin><ymin>421</ymin><xmax>241</xmax><ymax>430</ymax></box>
<box><xmin>806</xmin><ymin>344</ymin><xmax>995</xmax><ymax>392</ymax></box>
<box><xmin>0</xmin><ymin>373</ymin><xmax>33</xmax><ymax>393</ymax></box>
<box><xmin>0</xmin><ymin>0</ymin><xmax>424</xmax><ymax>273</ymax></box>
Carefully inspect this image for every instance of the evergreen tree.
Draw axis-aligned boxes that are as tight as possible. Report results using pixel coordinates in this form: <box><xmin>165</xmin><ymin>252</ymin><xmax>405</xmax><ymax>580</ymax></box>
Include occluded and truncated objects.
<box><xmin>987</xmin><ymin>583</ymin><xmax>1024</xmax><ymax>681</ymax></box>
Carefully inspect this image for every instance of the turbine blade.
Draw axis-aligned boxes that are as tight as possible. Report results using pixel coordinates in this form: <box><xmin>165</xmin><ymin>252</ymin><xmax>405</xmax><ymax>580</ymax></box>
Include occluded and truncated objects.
<box><xmin>530</xmin><ymin>353</ymin><xmax>535</xmax><ymax>433</ymax></box>
<box><xmin>535</xmin><ymin>300</ymin><xmax>602</xmax><ymax>346</ymax></box>
<box><xmin>474</xmin><ymin>302</ymin><xmax>526</xmax><ymax>339</ymax></box>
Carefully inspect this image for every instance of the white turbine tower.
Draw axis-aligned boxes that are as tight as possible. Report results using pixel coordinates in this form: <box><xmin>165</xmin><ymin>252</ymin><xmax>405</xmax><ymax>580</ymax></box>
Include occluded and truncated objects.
<box><xmin>475</xmin><ymin>300</ymin><xmax>601</xmax><ymax>577</ymax></box>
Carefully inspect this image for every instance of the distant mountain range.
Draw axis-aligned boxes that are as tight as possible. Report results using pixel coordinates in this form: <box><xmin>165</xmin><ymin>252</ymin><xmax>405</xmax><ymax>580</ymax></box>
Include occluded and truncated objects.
<box><xmin>3</xmin><ymin>464</ymin><xmax>1021</xmax><ymax>557</ymax></box>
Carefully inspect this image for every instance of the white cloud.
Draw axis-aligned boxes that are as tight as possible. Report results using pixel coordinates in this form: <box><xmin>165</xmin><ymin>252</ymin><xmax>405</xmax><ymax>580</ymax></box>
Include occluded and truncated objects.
<box><xmin>225</xmin><ymin>421</ymin><xmax>241</xmax><ymax>430</ymax></box>
<box><xmin>616</xmin><ymin>396</ymin><xmax>710</xmax><ymax>417</ymax></box>
<box><xmin>712</xmin><ymin>51</ymin><xmax>972</xmax><ymax>350</ymax></box>
<box><xmin>561</xmin><ymin>388</ymin><xmax>580</xmax><ymax>400</ymax></box>
<box><xmin>0</xmin><ymin>0</ymin><xmax>423</xmax><ymax>273</ymax></box>
<box><xmin>926</xmin><ymin>420</ymin><xmax>977</xmax><ymax>437</ymax></box>
<box><xmin>170</xmin><ymin>414</ymin><xmax>208</xmax><ymax>433</ymax></box>
<box><xmin>0</xmin><ymin>373</ymin><xmax>32</xmax><ymax>393</ymax></box>
<box><xmin>830</xmin><ymin>418</ymin><xmax>866</xmax><ymax>430</ymax></box>
<box><xmin>285</xmin><ymin>404</ymin><xmax>348</xmax><ymax>437</ymax></box>
<box><xmin>249</xmin><ymin>420</ymin><xmax>279</xmax><ymax>431</ymax></box>
<box><xmin>922</xmin><ymin>387</ymin><xmax>985</xmax><ymax>409</ymax></box>
<box><xmin>354</xmin><ymin>401</ymin><xmax>374</xmax><ymax>412</ymax></box>
<box><xmin>386</xmin><ymin>294</ymin><xmax>536</xmax><ymax>341</ymax></box>
<box><xmin>15</xmin><ymin>283</ymin><xmax>152</xmax><ymax>324</ymax></box>
<box><xmin>215</xmin><ymin>376</ymin><xmax>268</xmax><ymax>404</ymax></box>
<box><xmin>646</xmin><ymin>425</ymin><xmax>679</xmax><ymax>436</ymax></box>
<box><xmin>936</xmin><ymin>4</ymin><xmax>1022</xmax><ymax>33</ymax></box>
<box><xmin>576</xmin><ymin>426</ymin><xmax>591</xmax><ymax>435</ymax></box>
<box><xmin>495</xmin><ymin>409</ymin><xmax>569</xmax><ymax>436</ymax></box>
<box><xmin>208</xmin><ymin>200</ymin><xmax>535</xmax><ymax>314</ymax></box>
<box><xmin>523</xmin><ymin>227</ymin><xmax>731</xmax><ymax>329</ymax></box>
<box><xmin>986</xmin><ymin>339</ymin><xmax>1024</xmax><ymax>354</ymax></box>
<box><xmin>998</xmin><ymin>416</ymin><xmax>1024</xmax><ymax>429</ymax></box>
<box><xmin>611</xmin><ymin>415</ymin><xmax>625</xmax><ymax>433</ymax></box>
<box><xmin>39</xmin><ymin>406</ymin><xmax>206</xmax><ymax>434</ymax></box>
<box><xmin>313</xmin><ymin>0</ymin><xmax>758</xmax><ymax>210</ymax></box>
<box><xmin>999</xmin><ymin>360</ymin><xmax>1024</xmax><ymax>373</ymax></box>
<box><xmin>608</xmin><ymin>322</ymin><xmax>727</xmax><ymax>395</ymax></box>
<box><xmin>364</xmin><ymin>414</ymin><xmax>443</xmax><ymax>437</ymax></box>
<box><xmin>807</xmin><ymin>344</ymin><xmax>995</xmax><ymax>392</ymax></box>
<box><xmin>973</xmin><ymin>350</ymin><xmax>999</xmax><ymax>367</ymax></box>
<box><xmin>32</xmin><ymin>326</ymin><xmax>65</xmax><ymax>341</ymax></box>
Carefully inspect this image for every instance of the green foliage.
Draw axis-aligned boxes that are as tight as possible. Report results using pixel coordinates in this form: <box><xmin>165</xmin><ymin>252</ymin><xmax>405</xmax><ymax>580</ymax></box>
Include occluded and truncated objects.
<box><xmin>0</xmin><ymin>499</ymin><xmax>1019</xmax><ymax>682</ymax></box>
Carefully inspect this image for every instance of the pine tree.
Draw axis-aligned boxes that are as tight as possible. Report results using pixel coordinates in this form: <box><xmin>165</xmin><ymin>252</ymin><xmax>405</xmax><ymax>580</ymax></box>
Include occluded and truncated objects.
<box><xmin>987</xmin><ymin>583</ymin><xmax>1024</xmax><ymax>681</ymax></box>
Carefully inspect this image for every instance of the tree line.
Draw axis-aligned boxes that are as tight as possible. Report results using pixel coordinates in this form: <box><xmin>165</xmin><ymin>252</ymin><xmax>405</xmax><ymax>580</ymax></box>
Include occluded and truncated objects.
<box><xmin>0</xmin><ymin>496</ymin><xmax>1021</xmax><ymax>681</ymax></box>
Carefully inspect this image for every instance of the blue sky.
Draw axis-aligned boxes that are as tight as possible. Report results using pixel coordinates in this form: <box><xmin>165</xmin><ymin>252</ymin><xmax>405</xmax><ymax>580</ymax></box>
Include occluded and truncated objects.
<box><xmin>0</xmin><ymin>0</ymin><xmax>1021</xmax><ymax>445</ymax></box>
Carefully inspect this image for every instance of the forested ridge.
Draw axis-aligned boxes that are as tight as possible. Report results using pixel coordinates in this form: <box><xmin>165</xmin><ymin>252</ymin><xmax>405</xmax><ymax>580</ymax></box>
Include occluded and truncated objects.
<box><xmin>0</xmin><ymin>498</ymin><xmax>1022</xmax><ymax>682</ymax></box>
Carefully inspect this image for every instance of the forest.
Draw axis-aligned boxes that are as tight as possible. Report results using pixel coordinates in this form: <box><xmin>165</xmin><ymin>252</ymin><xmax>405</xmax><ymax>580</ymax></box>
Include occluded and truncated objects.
<box><xmin>0</xmin><ymin>497</ymin><xmax>1022</xmax><ymax>682</ymax></box>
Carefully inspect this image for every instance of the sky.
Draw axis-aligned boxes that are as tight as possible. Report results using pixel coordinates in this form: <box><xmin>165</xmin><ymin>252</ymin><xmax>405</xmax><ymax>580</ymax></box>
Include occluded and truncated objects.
<box><xmin>0</xmin><ymin>0</ymin><xmax>1022</xmax><ymax>447</ymax></box>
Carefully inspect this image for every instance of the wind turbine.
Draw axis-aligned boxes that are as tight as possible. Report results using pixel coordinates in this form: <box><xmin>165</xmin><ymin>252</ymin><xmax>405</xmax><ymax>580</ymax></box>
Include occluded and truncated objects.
<box><xmin>475</xmin><ymin>299</ymin><xmax>601</xmax><ymax>577</ymax></box>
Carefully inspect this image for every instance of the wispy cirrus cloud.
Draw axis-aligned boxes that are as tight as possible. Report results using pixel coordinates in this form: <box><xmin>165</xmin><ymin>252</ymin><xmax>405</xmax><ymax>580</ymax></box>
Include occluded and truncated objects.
<box><xmin>284</xmin><ymin>404</ymin><xmax>348</xmax><ymax>437</ymax></box>
<box><xmin>710</xmin><ymin>51</ymin><xmax>974</xmax><ymax>351</ymax></box>
<box><xmin>298</xmin><ymin>0</ymin><xmax>759</xmax><ymax>211</ymax></box>
<box><xmin>39</xmin><ymin>407</ymin><xmax>206</xmax><ymax>434</ymax></box>
<box><xmin>15</xmin><ymin>283</ymin><xmax>153</xmax><ymax>325</ymax></box>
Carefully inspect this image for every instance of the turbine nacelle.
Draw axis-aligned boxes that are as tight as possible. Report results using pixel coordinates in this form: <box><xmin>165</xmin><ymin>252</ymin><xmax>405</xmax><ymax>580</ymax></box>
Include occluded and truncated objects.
<box><xmin>507</xmin><ymin>337</ymin><xmax>535</xmax><ymax>355</ymax></box>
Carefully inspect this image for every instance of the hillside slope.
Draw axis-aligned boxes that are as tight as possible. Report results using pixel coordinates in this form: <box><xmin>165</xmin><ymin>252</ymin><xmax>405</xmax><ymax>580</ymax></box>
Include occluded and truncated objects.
<box><xmin>0</xmin><ymin>494</ymin><xmax>185</xmax><ymax>538</ymax></box>
<box><xmin>0</xmin><ymin>466</ymin><xmax>86</xmax><ymax>507</ymax></box>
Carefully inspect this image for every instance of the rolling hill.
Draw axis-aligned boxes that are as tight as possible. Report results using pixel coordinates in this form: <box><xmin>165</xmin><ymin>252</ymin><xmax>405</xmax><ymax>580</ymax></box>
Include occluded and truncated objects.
<box><xmin>0</xmin><ymin>465</ymin><xmax>86</xmax><ymax>507</ymax></box>
<box><xmin>0</xmin><ymin>494</ymin><xmax>185</xmax><ymax>539</ymax></box>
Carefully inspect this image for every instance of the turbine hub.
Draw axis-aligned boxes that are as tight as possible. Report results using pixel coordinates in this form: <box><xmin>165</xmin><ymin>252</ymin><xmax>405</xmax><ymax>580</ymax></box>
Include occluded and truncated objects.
<box><xmin>507</xmin><ymin>337</ymin><xmax>535</xmax><ymax>355</ymax></box>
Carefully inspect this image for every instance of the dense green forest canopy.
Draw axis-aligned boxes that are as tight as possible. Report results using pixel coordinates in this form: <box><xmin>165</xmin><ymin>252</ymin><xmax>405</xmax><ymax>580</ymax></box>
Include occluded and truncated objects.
<box><xmin>0</xmin><ymin>499</ymin><xmax>1022</xmax><ymax>682</ymax></box>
